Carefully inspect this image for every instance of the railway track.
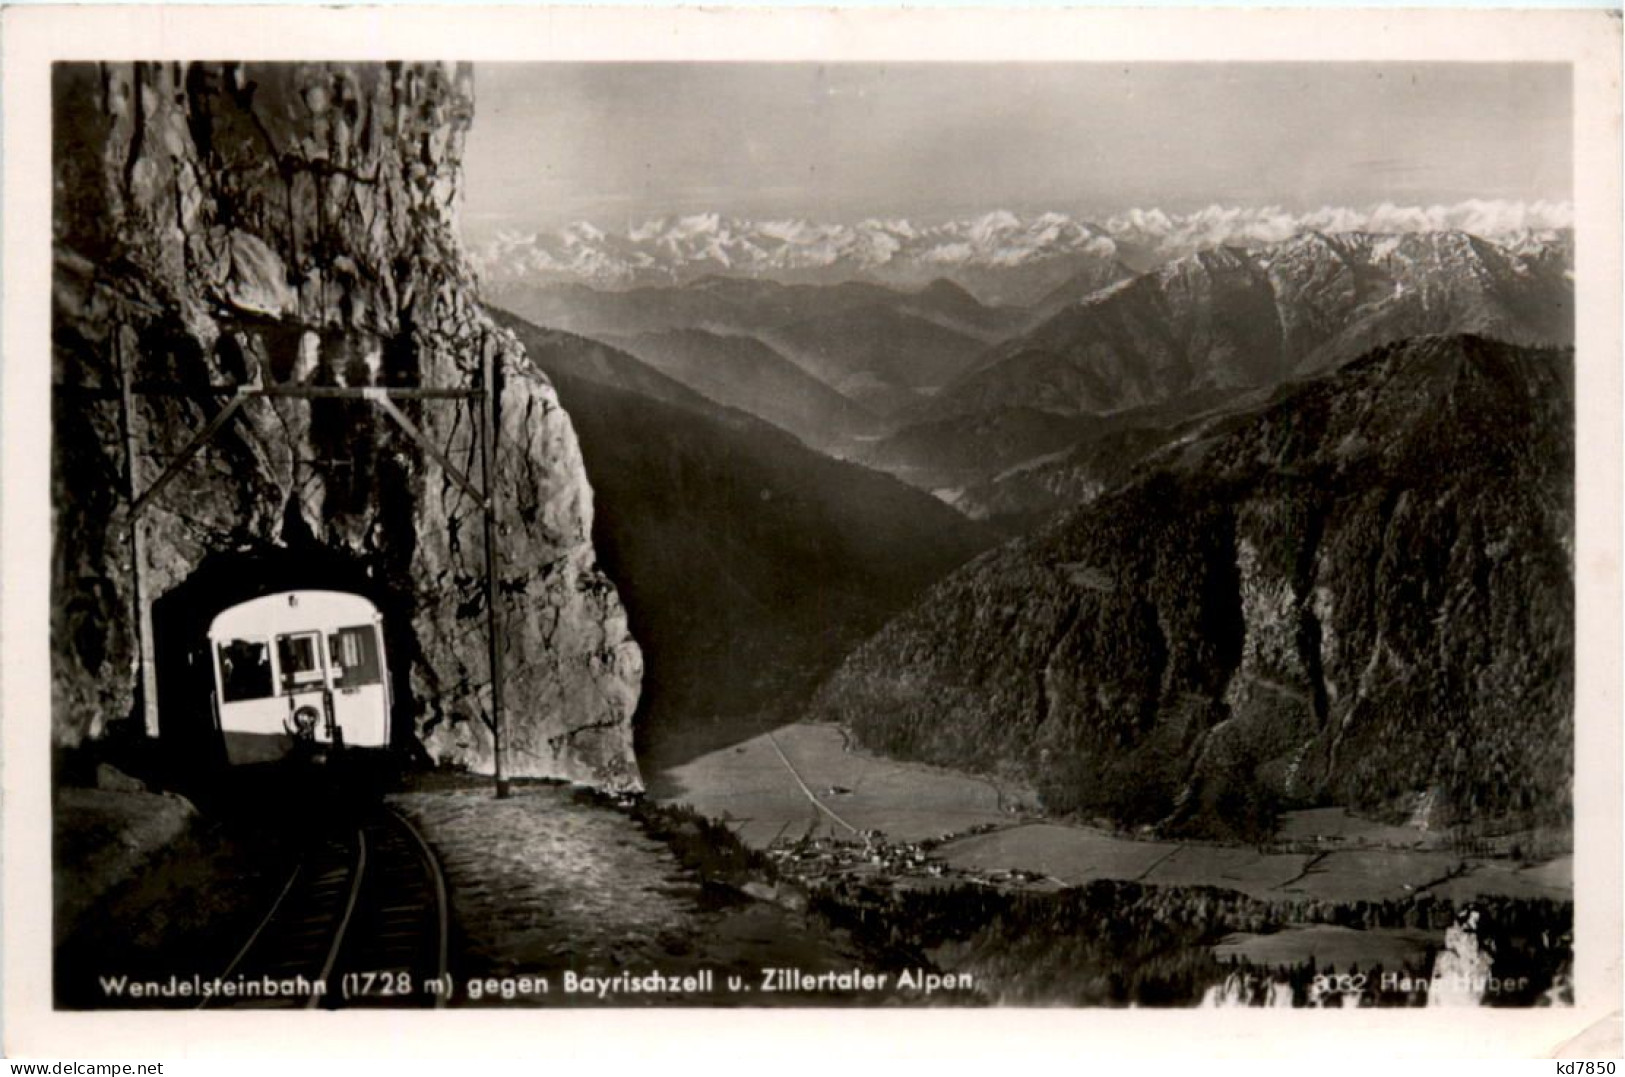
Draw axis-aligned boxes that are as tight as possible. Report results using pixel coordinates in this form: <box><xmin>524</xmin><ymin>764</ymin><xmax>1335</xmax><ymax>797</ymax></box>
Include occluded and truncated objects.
<box><xmin>202</xmin><ymin>806</ymin><xmax>449</xmax><ymax>1010</ymax></box>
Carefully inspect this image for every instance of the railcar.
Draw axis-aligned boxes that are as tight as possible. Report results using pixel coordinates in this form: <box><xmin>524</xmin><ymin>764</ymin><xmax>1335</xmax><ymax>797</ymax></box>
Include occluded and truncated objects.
<box><xmin>208</xmin><ymin>590</ymin><xmax>392</xmax><ymax>764</ymax></box>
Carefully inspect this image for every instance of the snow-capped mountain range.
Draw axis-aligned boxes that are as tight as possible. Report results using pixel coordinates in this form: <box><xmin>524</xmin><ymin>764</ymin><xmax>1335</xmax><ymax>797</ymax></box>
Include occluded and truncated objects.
<box><xmin>470</xmin><ymin>200</ymin><xmax>1573</xmax><ymax>298</ymax></box>
<box><xmin>474</xmin><ymin>210</ymin><xmax>1116</xmax><ymax>295</ymax></box>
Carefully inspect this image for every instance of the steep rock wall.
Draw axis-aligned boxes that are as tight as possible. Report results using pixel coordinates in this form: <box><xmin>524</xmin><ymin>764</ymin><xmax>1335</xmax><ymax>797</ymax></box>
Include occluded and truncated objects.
<box><xmin>52</xmin><ymin>62</ymin><xmax>642</xmax><ymax>789</ymax></box>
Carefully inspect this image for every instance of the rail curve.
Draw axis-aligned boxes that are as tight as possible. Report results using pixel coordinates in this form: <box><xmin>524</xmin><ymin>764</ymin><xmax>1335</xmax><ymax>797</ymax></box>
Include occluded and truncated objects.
<box><xmin>202</xmin><ymin>806</ymin><xmax>448</xmax><ymax>1009</ymax></box>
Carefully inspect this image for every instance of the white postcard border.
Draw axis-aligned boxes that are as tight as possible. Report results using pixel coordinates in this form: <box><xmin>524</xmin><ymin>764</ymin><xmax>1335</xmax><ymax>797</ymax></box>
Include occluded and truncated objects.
<box><xmin>3</xmin><ymin>4</ymin><xmax>1620</xmax><ymax>1060</ymax></box>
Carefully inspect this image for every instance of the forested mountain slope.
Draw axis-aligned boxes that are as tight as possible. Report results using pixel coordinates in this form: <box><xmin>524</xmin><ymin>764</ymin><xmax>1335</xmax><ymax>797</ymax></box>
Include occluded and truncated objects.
<box><xmin>813</xmin><ymin>335</ymin><xmax>1573</xmax><ymax>838</ymax></box>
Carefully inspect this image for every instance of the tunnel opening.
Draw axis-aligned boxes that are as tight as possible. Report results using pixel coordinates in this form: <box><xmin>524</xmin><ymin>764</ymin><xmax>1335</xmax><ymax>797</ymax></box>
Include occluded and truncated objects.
<box><xmin>148</xmin><ymin>538</ymin><xmax>421</xmax><ymax>802</ymax></box>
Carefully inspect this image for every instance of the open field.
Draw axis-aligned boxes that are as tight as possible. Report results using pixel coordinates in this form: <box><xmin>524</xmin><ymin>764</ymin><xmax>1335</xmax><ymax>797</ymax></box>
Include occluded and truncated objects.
<box><xmin>940</xmin><ymin>824</ymin><xmax>1203</xmax><ymax>885</ymax></box>
<box><xmin>652</xmin><ymin>722</ymin><xmax>1573</xmax><ymax>904</ymax></box>
<box><xmin>930</xmin><ymin>826</ymin><xmax>1571</xmax><ymax>902</ymax></box>
<box><xmin>1274</xmin><ymin>807</ymin><xmax>1449</xmax><ymax>849</ymax></box>
<box><xmin>1426</xmin><ymin>857</ymin><xmax>1574</xmax><ymax>902</ymax></box>
<box><xmin>651</xmin><ymin>721</ymin><xmax>1020</xmax><ymax>846</ymax></box>
<box><xmin>1213</xmin><ymin>925</ymin><xmax>1439</xmax><ymax>970</ymax></box>
<box><xmin>941</xmin><ymin>823</ymin><xmax>1570</xmax><ymax>903</ymax></box>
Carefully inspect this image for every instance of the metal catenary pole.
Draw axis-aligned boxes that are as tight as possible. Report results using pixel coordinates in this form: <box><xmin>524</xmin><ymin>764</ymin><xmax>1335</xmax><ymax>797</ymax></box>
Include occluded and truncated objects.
<box><xmin>480</xmin><ymin>334</ymin><xmax>509</xmax><ymax>798</ymax></box>
<box><xmin>91</xmin><ymin>351</ymin><xmax>506</xmax><ymax>796</ymax></box>
<box><xmin>115</xmin><ymin>325</ymin><xmax>160</xmax><ymax>739</ymax></box>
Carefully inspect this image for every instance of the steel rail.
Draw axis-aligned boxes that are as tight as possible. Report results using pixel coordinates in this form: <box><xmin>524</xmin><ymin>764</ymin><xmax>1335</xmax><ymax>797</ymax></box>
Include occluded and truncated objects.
<box><xmin>386</xmin><ymin>807</ymin><xmax>451</xmax><ymax>1009</ymax></box>
<box><xmin>195</xmin><ymin>863</ymin><xmax>304</xmax><ymax>1011</ymax></box>
<box><xmin>308</xmin><ymin>827</ymin><xmax>369</xmax><ymax>1009</ymax></box>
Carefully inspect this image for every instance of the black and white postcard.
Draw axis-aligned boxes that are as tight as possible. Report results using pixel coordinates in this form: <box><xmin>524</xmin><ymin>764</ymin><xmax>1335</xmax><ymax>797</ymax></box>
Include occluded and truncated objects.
<box><xmin>3</xmin><ymin>4</ymin><xmax>1620</xmax><ymax>1061</ymax></box>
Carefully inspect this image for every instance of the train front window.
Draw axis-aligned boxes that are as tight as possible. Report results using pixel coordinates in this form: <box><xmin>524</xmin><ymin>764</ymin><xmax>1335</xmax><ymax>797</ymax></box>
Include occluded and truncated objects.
<box><xmin>276</xmin><ymin>632</ymin><xmax>325</xmax><ymax>693</ymax></box>
<box><xmin>329</xmin><ymin>625</ymin><xmax>382</xmax><ymax>689</ymax></box>
<box><xmin>217</xmin><ymin>638</ymin><xmax>273</xmax><ymax>702</ymax></box>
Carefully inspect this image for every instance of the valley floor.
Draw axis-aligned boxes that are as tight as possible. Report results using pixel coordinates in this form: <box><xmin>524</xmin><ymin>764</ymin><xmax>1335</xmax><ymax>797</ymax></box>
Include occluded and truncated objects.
<box><xmin>53</xmin><ymin>726</ymin><xmax>1572</xmax><ymax>1011</ymax></box>
<box><xmin>651</xmin><ymin>722</ymin><xmax>1572</xmax><ymax>907</ymax></box>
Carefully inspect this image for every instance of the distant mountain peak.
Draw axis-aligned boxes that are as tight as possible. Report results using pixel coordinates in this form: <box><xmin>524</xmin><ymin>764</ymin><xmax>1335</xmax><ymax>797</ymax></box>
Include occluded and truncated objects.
<box><xmin>920</xmin><ymin>275</ymin><xmax>969</xmax><ymax>293</ymax></box>
<box><xmin>917</xmin><ymin>277</ymin><xmax>980</xmax><ymax>302</ymax></box>
<box><xmin>471</xmin><ymin>202</ymin><xmax>1572</xmax><ymax>301</ymax></box>
<box><xmin>911</xmin><ymin>227</ymin><xmax>1573</xmax><ymax>425</ymax></box>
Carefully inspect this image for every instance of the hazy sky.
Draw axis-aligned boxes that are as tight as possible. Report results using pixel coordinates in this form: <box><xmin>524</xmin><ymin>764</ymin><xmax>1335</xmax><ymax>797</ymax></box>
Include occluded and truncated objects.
<box><xmin>462</xmin><ymin>63</ymin><xmax>1571</xmax><ymax>236</ymax></box>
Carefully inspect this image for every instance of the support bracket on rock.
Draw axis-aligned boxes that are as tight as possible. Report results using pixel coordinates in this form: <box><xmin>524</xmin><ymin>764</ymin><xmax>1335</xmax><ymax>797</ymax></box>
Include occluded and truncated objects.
<box><xmin>370</xmin><ymin>391</ymin><xmax>490</xmax><ymax>511</ymax></box>
<box><xmin>127</xmin><ymin>389</ymin><xmax>251</xmax><ymax>520</ymax></box>
<box><xmin>77</xmin><ymin>330</ymin><xmax>508</xmax><ymax>798</ymax></box>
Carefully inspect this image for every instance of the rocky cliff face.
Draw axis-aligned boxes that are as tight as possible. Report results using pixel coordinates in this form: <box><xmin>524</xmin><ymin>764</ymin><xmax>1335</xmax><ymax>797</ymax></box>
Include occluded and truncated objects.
<box><xmin>812</xmin><ymin>335</ymin><xmax>1573</xmax><ymax>837</ymax></box>
<box><xmin>52</xmin><ymin>62</ymin><xmax>642</xmax><ymax>789</ymax></box>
